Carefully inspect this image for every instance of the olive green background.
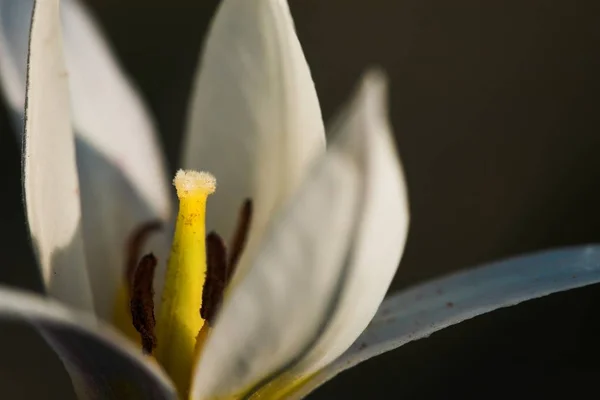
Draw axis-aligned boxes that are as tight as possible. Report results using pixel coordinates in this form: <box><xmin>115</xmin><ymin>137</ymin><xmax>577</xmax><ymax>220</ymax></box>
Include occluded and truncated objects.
<box><xmin>0</xmin><ymin>0</ymin><xmax>599</xmax><ymax>398</ymax></box>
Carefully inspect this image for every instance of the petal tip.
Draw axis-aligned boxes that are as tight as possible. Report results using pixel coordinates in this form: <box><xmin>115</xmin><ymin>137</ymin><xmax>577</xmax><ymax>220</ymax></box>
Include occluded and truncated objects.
<box><xmin>359</xmin><ymin>67</ymin><xmax>391</xmax><ymax>125</ymax></box>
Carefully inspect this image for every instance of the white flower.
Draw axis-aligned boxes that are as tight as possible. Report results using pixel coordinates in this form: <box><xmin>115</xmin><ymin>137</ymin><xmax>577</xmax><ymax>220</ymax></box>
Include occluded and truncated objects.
<box><xmin>0</xmin><ymin>0</ymin><xmax>599</xmax><ymax>399</ymax></box>
<box><xmin>2</xmin><ymin>0</ymin><xmax>408</xmax><ymax>397</ymax></box>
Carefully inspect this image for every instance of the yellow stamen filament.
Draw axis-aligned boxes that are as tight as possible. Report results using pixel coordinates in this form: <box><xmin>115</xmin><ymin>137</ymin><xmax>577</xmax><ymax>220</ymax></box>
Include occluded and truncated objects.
<box><xmin>155</xmin><ymin>169</ymin><xmax>216</xmax><ymax>396</ymax></box>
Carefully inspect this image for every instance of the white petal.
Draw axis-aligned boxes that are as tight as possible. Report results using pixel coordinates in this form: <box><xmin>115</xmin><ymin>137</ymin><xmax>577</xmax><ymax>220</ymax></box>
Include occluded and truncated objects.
<box><xmin>0</xmin><ymin>285</ymin><xmax>176</xmax><ymax>399</ymax></box>
<box><xmin>62</xmin><ymin>0</ymin><xmax>170</xmax><ymax>225</ymax></box>
<box><xmin>0</xmin><ymin>0</ymin><xmax>172</xmax><ymax>319</ymax></box>
<box><xmin>289</xmin><ymin>70</ymin><xmax>409</xmax><ymax>374</ymax></box>
<box><xmin>292</xmin><ymin>246</ymin><xmax>600</xmax><ymax>398</ymax></box>
<box><xmin>191</xmin><ymin>70</ymin><xmax>407</xmax><ymax>398</ymax></box>
<box><xmin>183</xmin><ymin>0</ymin><xmax>325</xmax><ymax>278</ymax></box>
<box><xmin>61</xmin><ymin>0</ymin><xmax>171</xmax><ymax>319</ymax></box>
<box><xmin>23</xmin><ymin>0</ymin><xmax>93</xmax><ymax>311</ymax></box>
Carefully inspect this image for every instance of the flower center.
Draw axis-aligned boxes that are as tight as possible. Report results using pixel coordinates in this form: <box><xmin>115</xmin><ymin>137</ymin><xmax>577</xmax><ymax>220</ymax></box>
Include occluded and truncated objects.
<box><xmin>113</xmin><ymin>169</ymin><xmax>253</xmax><ymax>398</ymax></box>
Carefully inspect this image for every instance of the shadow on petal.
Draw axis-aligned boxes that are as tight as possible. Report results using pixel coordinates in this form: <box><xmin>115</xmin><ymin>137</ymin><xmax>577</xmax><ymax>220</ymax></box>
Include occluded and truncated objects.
<box><xmin>74</xmin><ymin>136</ymin><xmax>171</xmax><ymax>321</ymax></box>
<box><xmin>39</xmin><ymin>322</ymin><xmax>174</xmax><ymax>400</ymax></box>
<box><xmin>0</xmin><ymin>285</ymin><xmax>176</xmax><ymax>400</ymax></box>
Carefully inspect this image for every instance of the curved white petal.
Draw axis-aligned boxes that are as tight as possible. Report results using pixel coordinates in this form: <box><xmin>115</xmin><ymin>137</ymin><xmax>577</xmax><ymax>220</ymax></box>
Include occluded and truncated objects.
<box><xmin>62</xmin><ymin>0</ymin><xmax>170</xmax><ymax>224</ymax></box>
<box><xmin>61</xmin><ymin>0</ymin><xmax>172</xmax><ymax>319</ymax></box>
<box><xmin>0</xmin><ymin>0</ymin><xmax>172</xmax><ymax>319</ymax></box>
<box><xmin>183</xmin><ymin>0</ymin><xmax>325</xmax><ymax>279</ymax></box>
<box><xmin>191</xmin><ymin>71</ymin><xmax>407</xmax><ymax>398</ymax></box>
<box><xmin>0</xmin><ymin>285</ymin><xmax>176</xmax><ymax>399</ymax></box>
<box><xmin>289</xmin><ymin>70</ymin><xmax>409</xmax><ymax>375</ymax></box>
<box><xmin>292</xmin><ymin>246</ymin><xmax>600</xmax><ymax>398</ymax></box>
<box><xmin>23</xmin><ymin>0</ymin><xmax>93</xmax><ymax>311</ymax></box>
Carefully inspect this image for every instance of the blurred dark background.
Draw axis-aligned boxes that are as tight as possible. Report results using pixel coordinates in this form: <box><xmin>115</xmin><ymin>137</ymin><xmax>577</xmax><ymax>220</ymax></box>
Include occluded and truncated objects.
<box><xmin>1</xmin><ymin>0</ymin><xmax>600</xmax><ymax>398</ymax></box>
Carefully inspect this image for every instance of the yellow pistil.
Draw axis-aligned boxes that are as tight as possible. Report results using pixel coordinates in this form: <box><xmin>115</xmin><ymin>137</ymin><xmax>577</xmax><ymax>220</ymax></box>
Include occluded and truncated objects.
<box><xmin>155</xmin><ymin>169</ymin><xmax>216</xmax><ymax>397</ymax></box>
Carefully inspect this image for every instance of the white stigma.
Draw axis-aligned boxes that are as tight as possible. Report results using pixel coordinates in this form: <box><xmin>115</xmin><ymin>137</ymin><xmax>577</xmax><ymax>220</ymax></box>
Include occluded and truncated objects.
<box><xmin>173</xmin><ymin>169</ymin><xmax>217</xmax><ymax>198</ymax></box>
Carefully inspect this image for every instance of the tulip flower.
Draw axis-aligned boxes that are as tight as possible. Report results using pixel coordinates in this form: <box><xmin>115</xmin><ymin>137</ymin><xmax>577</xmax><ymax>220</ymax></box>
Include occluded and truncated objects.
<box><xmin>0</xmin><ymin>0</ymin><xmax>598</xmax><ymax>399</ymax></box>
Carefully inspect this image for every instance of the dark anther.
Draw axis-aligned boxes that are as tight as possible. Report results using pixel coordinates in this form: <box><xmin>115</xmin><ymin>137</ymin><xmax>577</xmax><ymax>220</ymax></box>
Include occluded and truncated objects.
<box><xmin>227</xmin><ymin>199</ymin><xmax>253</xmax><ymax>281</ymax></box>
<box><xmin>126</xmin><ymin>221</ymin><xmax>162</xmax><ymax>292</ymax></box>
<box><xmin>200</xmin><ymin>200</ymin><xmax>253</xmax><ymax>326</ymax></box>
<box><xmin>201</xmin><ymin>232</ymin><xmax>228</xmax><ymax>325</ymax></box>
<box><xmin>130</xmin><ymin>253</ymin><xmax>158</xmax><ymax>355</ymax></box>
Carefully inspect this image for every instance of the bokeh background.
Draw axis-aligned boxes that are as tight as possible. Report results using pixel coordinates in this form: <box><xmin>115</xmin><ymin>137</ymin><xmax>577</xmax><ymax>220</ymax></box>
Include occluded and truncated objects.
<box><xmin>1</xmin><ymin>0</ymin><xmax>600</xmax><ymax>398</ymax></box>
